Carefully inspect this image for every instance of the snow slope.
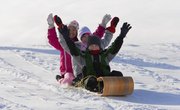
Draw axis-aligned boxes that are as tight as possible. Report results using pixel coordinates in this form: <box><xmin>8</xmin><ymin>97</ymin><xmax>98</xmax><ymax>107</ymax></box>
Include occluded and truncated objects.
<box><xmin>0</xmin><ymin>43</ymin><xmax>180</xmax><ymax>110</ymax></box>
<box><xmin>1</xmin><ymin>0</ymin><xmax>180</xmax><ymax>109</ymax></box>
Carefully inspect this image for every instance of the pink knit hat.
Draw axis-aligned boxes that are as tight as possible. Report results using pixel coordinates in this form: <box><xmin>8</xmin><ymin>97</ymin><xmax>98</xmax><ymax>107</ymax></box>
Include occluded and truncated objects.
<box><xmin>68</xmin><ymin>20</ymin><xmax>79</xmax><ymax>30</ymax></box>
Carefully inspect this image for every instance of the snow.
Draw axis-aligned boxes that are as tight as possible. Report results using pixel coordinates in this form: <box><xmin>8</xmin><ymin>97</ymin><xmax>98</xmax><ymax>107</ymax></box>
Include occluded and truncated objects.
<box><xmin>0</xmin><ymin>0</ymin><xmax>180</xmax><ymax>109</ymax></box>
<box><xmin>0</xmin><ymin>44</ymin><xmax>180</xmax><ymax>110</ymax></box>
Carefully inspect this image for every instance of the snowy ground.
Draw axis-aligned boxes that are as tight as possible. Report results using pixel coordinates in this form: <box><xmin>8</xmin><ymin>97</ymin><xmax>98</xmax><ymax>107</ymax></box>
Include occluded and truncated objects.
<box><xmin>0</xmin><ymin>43</ymin><xmax>180</xmax><ymax>110</ymax></box>
<box><xmin>1</xmin><ymin>0</ymin><xmax>180</xmax><ymax>109</ymax></box>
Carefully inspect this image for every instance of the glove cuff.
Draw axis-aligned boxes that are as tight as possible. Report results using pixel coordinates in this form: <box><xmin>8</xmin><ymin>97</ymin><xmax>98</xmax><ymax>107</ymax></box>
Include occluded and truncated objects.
<box><xmin>106</xmin><ymin>26</ymin><xmax>115</xmax><ymax>33</ymax></box>
<box><xmin>100</xmin><ymin>22</ymin><xmax>106</xmax><ymax>28</ymax></box>
<box><xmin>48</xmin><ymin>24</ymin><xmax>55</xmax><ymax>29</ymax></box>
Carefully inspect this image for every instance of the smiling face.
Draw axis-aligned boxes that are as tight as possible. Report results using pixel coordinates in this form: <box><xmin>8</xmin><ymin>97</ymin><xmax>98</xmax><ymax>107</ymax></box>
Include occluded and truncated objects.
<box><xmin>81</xmin><ymin>34</ymin><xmax>89</xmax><ymax>44</ymax></box>
<box><xmin>68</xmin><ymin>26</ymin><xmax>77</xmax><ymax>38</ymax></box>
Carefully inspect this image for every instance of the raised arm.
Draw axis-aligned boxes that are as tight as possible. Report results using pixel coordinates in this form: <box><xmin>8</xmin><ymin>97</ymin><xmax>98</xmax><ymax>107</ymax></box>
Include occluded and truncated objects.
<box><xmin>58</xmin><ymin>25</ymin><xmax>81</xmax><ymax>56</ymax></box>
<box><xmin>93</xmin><ymin>14</ymin><xmax>111</xmax><ymax>38</ymax></box>
<box><xmin>100</xmin><ymin>17</ymin><xmax>120</xmax><ymax>49</ymax></box>
<box><xmin>47</xmin><ymin>13</ymin><xmax>63</xmax><ymax>51</ymax></box>
<box><xmin>100</xmin><ymin>30</ymin><xmax>113</xmax><ymax>49</ymax></box>
<box><xmin>106</xmin><ymin>22</ymin><xmax>132</xmax><ymax>60</ymax></box>
<box><xmin>58</xmin><ymin>31</ymin><xmax>71</xmax><ymax>54</ymax></box>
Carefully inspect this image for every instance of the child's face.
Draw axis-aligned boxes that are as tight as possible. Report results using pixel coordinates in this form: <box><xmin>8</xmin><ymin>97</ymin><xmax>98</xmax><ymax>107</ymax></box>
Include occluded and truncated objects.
<box><xmin>81</xmin><ymin>34</ymin><xmax>89</xmax><ymax>44</ymax></box>
<box><xmin>68</xmin><ymin>26</ymin><xmax>77</xmax><ymax>38</ymax></box>
<box><xmin>88</xmin><ymin>44</ymin><xmax>100</xmax><ymax>51</ymax></box>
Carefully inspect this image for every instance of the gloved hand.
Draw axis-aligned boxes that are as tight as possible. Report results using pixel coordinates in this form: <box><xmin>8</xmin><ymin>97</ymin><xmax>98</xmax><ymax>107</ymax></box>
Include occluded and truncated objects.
<box><xmin>110</xmin><ymin>17</ymin><xmax>119</xmax><ymax>28</ymax></box>
<box><xmin>101</xmin><ymin>14</ymin><xmax>111</xmax><ymax>27</ymax></box>
<box><xmin>106</xmin><ymin>17</ymin><xmax>119</xmax><ymax>33</ymax></box>
<box><xmin>47</xmin><ymin>13</ymin><xmax>54</xmax><ymax>28</ymax></box>
<box><xmin>119</xmin><ymin>22</ymin><xmax>132</xmax><ymax>39</ymax></box>
<box><xmin>59</xmin><ymin>25</ymin><xmax>69</xmax><ymax>39</ymax></box>
<box><xmin>54</xmin><ymin>15</ymin><xmax>64</xmax><ymax>29</ymax></box>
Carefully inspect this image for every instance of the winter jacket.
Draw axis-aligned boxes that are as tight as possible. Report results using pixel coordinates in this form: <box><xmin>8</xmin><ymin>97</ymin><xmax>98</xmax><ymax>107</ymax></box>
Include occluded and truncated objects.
<box><xmin>77</xmin><ymin>25</ymin><xmax>106</xmax><ymax>51</ymax></box>
<box><xmin>71</xmin><ymin>25</ymin><xmax>110</xmax><ymax>77</ymax></box>
<box><xmin>59</xmin><ymin>27</ymin><xmax>114</xmax><ymax>77</ymax></box>
<box><xmin>47</xmin><ymin>27</ymin><xmax>73</xmax><ymax>75</ymax></box>
<box><xmin>59</xmin><ymin>30</ymin><xmax>124</xmax><ymax>78</ymax></box>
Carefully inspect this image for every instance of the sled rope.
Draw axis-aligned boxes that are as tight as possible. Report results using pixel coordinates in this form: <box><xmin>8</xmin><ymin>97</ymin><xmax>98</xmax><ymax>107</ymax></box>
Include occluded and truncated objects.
<box><xmin>75</xmin><ymin>75</ymin><xmax>97</xmax><ymax>88</ymax></box>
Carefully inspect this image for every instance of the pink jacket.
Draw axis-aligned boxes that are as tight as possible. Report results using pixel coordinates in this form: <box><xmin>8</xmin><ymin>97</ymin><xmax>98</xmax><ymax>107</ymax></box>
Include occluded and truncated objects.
<box><xmin>47</xmin><ymin>27</ymin><xmax>73</xmax><ymax>76</ymax></box>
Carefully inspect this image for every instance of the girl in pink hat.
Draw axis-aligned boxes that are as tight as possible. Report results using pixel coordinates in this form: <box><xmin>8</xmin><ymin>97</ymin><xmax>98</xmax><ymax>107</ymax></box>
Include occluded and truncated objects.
<box><xmin>47</xmin><ymin>13</ymin><xmax>79</xmax><ymax>85</ymax></box>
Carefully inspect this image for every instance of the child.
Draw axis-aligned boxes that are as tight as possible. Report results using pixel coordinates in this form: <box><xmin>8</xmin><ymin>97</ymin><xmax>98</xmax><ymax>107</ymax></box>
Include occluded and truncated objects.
<box><xmin>77</xmin><ymin>15</ymin><xmax>119</xmax><ymax>51</ymax></box>
<box><xmin>56</xmin><ymin>14</ymin><xmax>119</xmax><ymax>80</ymax></box>
<box><xmin>47</xmin><ymin>13</ymin><xmax>79</xmax><ymax>85</ymax></box>
<box><xmin>77</xmin><ymin>14</ymin><xmax>112</xmax><ymax>51</ymax></box>
<box><xmin>59</xmin><ymin>22</ymin><xmax>132</xmax><ymax>91</ymax></box>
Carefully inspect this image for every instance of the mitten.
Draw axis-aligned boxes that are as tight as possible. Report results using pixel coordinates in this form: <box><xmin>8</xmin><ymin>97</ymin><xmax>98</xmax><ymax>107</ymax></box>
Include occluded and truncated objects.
<box><xmin>54</xmin><ymin>15</ymin><xmax>64</xmax><ymax>29</ymax></box>
<box><xmin>106</xmin><ymin>17</ymin><xmax>119</xmax><ymax>33</ymax></box>
<box><xmin>119</xmin><ymin>22</ymin><xmax>132</xmax><ymax>39</ymax></box>
<box><xmin>101</xmin><ymin>14</ymin><xmax>111</xmax><ymax>28</ymax></box>
<box><xmin>47</xmin><ymin>13</ymin><xmax>54</xmax><ymax>28</ymax></box>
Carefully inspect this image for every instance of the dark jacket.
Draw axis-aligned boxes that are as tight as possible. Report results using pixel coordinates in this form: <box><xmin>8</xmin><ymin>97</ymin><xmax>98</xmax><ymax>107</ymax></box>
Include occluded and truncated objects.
<box><xmin>59</xmin><ymin>30</ymin><xmax>124</xmax><ymax>78</ymax></box>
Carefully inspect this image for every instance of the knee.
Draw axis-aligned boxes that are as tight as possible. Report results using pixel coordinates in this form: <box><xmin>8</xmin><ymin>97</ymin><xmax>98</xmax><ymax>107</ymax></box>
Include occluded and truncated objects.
<box><xmin>84</xmin><ymin>76</ymin><xmax>98</xmax><ymax>92</ymax></box>
<box><xmin>111</xmin><ymin>70</ymin><xmax>123</xmax><ymax>76</ymax></box>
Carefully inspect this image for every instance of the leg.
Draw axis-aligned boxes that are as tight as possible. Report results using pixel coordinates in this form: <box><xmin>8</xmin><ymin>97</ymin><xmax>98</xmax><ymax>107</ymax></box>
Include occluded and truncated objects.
<box><xmin>56</xmin><ymin>75</ymin><xmax>64</xmax><ymax>81</ymax></box>
<box><xmin>72</xmin><ymin>73</ymin><xmax>83</xmax><ymax>87</ymax></box>
<box><xmin>83</xmin><ymin>76</ymin><xmax>98</xmax><ymax>92</ymax></box>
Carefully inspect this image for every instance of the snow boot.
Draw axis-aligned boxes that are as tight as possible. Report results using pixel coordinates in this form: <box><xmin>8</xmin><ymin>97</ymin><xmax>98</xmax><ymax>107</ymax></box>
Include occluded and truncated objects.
<box><xmin>84</xmin><ymin>76</ymin><xmax>98</xmax><ymax>92</ymax></box>
<box><xmin>56</xmin><ymin>75</ymin><xmax>63</xmax><ymax>81</ymax></box>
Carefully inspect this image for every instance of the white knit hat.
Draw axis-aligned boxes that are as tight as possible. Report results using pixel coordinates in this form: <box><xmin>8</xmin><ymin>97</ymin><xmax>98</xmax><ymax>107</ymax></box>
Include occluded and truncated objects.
<box><xmin>68</xmin><ymin>20</ymin><xmax>79</xmax><ymax>30</ymax></box>
<box><xmin>79</xmin><ymin>26</ymin><xmax>92</xmax><ymax>40</ymax></box>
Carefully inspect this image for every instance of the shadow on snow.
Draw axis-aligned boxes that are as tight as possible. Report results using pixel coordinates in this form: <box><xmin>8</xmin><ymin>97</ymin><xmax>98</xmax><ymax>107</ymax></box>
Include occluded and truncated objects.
<box><xmin>0</xmin><ymin>46</ymin><xmax>59</xmax><ymax>55</ymax></box>
<box><xmin>110</xmin><ymin>89</ymin><xmax>180</xmax><ymax>105</ymax></box>
<box><xmin>1</xmin><ymin>46</ymin><xmax>180</xmax><ymax>70</ymax></box>
<box><xmin>112</xmin><ymin>56</ymin><xmax>180</xmax><ymax>70</ymax></box>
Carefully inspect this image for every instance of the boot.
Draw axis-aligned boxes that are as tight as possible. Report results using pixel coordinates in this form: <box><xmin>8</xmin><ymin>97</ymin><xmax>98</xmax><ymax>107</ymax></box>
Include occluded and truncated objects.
<box><xmin>56</xmin><ymin>75</ymin><xmax>63</xmax><ymax>81</ymax></box>
<box><xmin>84</xmin><ymin>76</ymin><xmax>98</xmax><ymax>92</ymax></box>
